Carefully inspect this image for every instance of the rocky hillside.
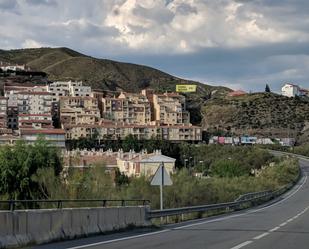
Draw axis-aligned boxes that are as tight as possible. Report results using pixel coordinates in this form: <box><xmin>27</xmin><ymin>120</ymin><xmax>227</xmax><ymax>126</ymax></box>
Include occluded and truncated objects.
<box><xmin>202</xmin><ymin>92</ymin><xmax>309</xmax><ymax>141</ymax></box>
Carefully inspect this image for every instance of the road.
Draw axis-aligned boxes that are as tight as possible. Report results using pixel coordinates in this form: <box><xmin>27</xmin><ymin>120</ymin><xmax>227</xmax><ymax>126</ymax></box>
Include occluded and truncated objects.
<box><xmin>34</xmin><ymin>155</ymin><xmax>309</xmax><ymax>249</ymax></box>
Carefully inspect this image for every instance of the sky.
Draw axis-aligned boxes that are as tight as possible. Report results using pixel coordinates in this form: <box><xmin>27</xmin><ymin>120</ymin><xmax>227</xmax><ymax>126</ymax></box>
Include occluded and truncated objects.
<box><xmin>0</xmin><ymin>0</ymin><xmax>308</xmax><ymax>92</ymax></box>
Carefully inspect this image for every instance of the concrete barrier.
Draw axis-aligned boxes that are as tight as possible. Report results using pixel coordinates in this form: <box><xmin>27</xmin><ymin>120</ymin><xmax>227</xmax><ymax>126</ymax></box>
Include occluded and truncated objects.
<box><xmin>0</xmin><ymin>206</ymin><xmax>149</xmax><ymax>248</ymax></box>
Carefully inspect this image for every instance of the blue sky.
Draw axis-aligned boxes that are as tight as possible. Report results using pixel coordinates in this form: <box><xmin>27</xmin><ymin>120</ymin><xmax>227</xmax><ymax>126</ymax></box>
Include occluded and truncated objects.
<box><xmin>0</xmin><ymin>0</ymin><xmax>308</xmax><ymax>92</ymax></box>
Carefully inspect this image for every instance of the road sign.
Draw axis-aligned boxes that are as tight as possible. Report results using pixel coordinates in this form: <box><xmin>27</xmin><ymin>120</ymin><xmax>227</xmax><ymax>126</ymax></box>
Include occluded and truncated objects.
<box><xmin>151</xmin><ymin>163</ymin><xmax>172</xmax><ymax>186</ymax></box>
<box><xmin>150</xmin><ymin>162</ymin><xmax>173</xmax><ymax>211</ymax></box>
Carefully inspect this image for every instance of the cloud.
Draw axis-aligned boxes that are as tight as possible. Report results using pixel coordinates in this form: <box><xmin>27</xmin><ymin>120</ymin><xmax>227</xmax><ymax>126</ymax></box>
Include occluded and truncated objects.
<box><xmin>0</xmin><ymin>0</ymin><xmax>19</xmax><ymax>13</ymax></box>
<box><xmin>0</xmin><ymin>0</ymin><xmax>308</xmax><ymax>91</ymax></box>
<box><xmin>25</xmin><ymin>0</ymin><xmax>57</xmax><ymax>6</ymax></box>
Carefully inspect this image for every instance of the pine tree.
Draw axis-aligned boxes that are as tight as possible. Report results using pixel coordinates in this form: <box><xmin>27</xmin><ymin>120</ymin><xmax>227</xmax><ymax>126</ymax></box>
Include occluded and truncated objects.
<box><xmin>265</xmin><ymin>84</ymin><xmax>271</xmax><ymax>92</ymax></box>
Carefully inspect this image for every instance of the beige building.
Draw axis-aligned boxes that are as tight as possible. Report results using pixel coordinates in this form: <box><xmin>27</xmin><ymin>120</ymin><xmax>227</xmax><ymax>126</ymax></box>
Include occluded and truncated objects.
<box><xmin>0</xmin><ymin>97</ymin><xmax>8</xmax><ymax>129</ymax></box>
<box><xmin>59</xmin><ymin>96</ymin><xmax>100</xmax><ymax>127</ymax></box>
<box><xmin>19</xmin><ymin>128</ymin><xmax>66</xmax><ymax>148</ymax></box>
<box><xmin>151</xmin><ymin>92</ymin><xmax>190</xmax><ymax>125</ymax></box>
<box><xmin>102</xmin><ymin>92</ymin><xmax>151</xmax><ymax>124</ymax></box>
<box><xmin>18</xmin><ymin>114</ymin><xmax>53</xmax><ymax>129</ymax></box>
<box><xmin>117</xmin><ymin>149</ymin><xmax>175</xmax><ymax>177</ymax></box>
<box><xmin>64</xmin><ymin>122</ymin><xmax>201</xmax><ymax>141</ymax></box>
<box><xmin>63</xmin><ymin>148</ymin><xmax>175</xmax><ymax>178</ymax></box>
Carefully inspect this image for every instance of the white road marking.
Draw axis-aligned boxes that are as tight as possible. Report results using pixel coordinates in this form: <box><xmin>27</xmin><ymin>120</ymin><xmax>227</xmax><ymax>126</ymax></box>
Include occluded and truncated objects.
<box><xmin>279</xmin><ymin>222</ymin><xmax>287</xmax><ymax>226</ymax></box>
<box><xmin>287</xmin><ymin>218</ymin><xmax>294</xmax><ymax>222</ymax></box>
<box><xmin>65</xmin><ymin>230</ymin><xmax>169</xmax><ymax>249</ymax></box>
<box><xmin>269</xmin><ymin>226</ymin><xmax>280</xmax><ymax>232</ymax></box>
<box><xmin>253</xmin><ymin>232</ymin><xmax>269</xmax><ymax>240</ymax></box>
<box><xmin>230</xmin><ymin>241</ymin><xmax>253</xmax><ymax>249</ymax></box>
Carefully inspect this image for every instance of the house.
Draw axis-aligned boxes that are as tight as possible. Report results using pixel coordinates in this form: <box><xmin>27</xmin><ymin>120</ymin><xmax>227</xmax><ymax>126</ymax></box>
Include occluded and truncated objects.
<box><xmin>117</xmin><ymin>149</ymin><xmax>176</xmax><ymax>177</ymax></box>
<box><xmin>281</xmin><ymin>83</ymin><xmax>300</xmax><ymax>97</ymax></box>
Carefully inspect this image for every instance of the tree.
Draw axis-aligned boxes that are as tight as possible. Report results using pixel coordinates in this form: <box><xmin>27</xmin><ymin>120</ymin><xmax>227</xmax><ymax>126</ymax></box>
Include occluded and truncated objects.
<box><xmin>265</xmin><ymin>84</ymin><xmax>271</xmax><ymax>93</ymax></box>
<box><xmin>0</xmin><ymin>138</ymin><xmax>62</xmax><ymax>200</ymax></box>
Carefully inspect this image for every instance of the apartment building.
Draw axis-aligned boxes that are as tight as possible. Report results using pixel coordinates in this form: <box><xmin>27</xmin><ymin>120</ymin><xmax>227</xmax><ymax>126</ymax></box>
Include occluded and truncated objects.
<box><xmin>59</xmin><ymin>96</ymin><xmax>100</xmax><ymax>126</ymax></box>
<box><xmin>64</xmin><ymin>123</ymin><xmax>201</xmax><ymax>141</ymax></box>
<box><xmin>19</xmin><ymin>128</ymin><xmax>66</xmax><ymax>148</ymax></box>
<box><xmin>47</xmin><ymin>81</ymin><xmax>93</xmax><ymax>102</ymax></box>
<box><xmin>17</xmin><ymin>91</ymin><xmax>52</xmax><ymax>115</ymax></box>
<box><xmin>18</xmin><ymin>114</ymin><xmax>53</xmax><ymax>129</ymax></box>
<box><xmin>0</xmin><ymin>97</ymin><xmax>8</xmax><ymax>129</ymax></box>
<box><xmin>151</xmin><ymin>92</ymin><xmax>190</xmax><ymax>125</ymax></box>
<box><xmin>102</xmin><ymin>92</ymin><xmax>151</xmax><ymax>124</ymax></box>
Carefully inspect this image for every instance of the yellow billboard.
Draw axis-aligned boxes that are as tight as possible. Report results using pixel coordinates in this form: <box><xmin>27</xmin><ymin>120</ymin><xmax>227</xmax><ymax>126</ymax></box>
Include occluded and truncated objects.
<box><xmin>176</xmin><ymin>84</ymin><xmax>197</xmax><ymax>92</ymax></box>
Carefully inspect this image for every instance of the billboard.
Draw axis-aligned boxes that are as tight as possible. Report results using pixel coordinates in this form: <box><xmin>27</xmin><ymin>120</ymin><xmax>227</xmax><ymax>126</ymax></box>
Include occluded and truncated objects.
<box><xmin>176</xmin><ymin>85</ymin><xmax>197</xmax><ymax>92</ymax></box>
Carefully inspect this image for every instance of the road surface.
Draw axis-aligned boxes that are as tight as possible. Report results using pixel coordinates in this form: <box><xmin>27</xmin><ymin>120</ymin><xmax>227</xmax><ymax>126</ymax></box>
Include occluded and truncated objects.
<box><xmin>35</xmin><ymin>155</ymin><xmax>309</xmax><ymax>249</ymax></box>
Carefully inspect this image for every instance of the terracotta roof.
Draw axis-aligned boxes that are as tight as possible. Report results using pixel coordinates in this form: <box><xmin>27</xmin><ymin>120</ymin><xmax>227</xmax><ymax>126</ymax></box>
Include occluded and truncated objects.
<box><xmin>17</xmin><ymin>91</ymin><xmax>52</xmax><ymax>95</ymax></box>
<box><xmin>19</xmin><ymin>119</ymin><xmax>52</xmax><ymax>123</ymax></box>
<box><xmin>20</xmin><ymin>128</ymin><xmax>65</xmax><ymax>135</ymax></box>
<box><xmin>227</xmin><ymin>90</ymin><xmax>247</xmax><ymax>97</ymax></box>
<box><xmin>18</xmin><ymin>113</ymin><xmax>51</xmax><ymax>117</ymax></box>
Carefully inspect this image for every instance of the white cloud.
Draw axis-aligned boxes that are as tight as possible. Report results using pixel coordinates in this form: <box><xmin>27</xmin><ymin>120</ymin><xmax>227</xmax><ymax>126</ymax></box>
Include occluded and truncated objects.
<box><xmin>0</xmin><ymin>0</ymin><xmax>308</xmax><ymax>91</ymax></box>
<box><xmin>22</xmin><ymin>39</ymin><xmax>47</xmax><ymax>48</ymax></box>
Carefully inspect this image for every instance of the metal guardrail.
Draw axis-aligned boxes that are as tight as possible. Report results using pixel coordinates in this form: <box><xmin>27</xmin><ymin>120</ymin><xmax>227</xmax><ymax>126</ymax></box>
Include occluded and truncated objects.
<box><xmin>0</xmin><ymin>199</ymin><xmax>150</xmax><ymax>211</ymax></box>
<box><xmin>147</xmin><ymin>191</ymin><xmax>275</xmax><ymax>219</ymax></box>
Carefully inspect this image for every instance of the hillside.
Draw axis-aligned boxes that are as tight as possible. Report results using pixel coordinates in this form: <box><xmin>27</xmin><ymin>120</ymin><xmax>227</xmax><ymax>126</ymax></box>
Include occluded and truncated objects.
<box><xmin>0</xmin><ymin>47</ymin><xmax>229</xmax><ymax>94</ymax></box>
<box><xmin>202</xmin><ymin>92</ymin><xmax>309</xmax><ymax>141</ymax></box>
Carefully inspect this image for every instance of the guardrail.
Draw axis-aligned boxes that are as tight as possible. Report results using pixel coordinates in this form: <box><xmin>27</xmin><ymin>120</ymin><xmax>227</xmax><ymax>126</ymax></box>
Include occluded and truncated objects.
<box><xmin>147</xmin><ymin>186</ymin><xmax>296</xmax><ymax>219</ymax></box>
<box><xmin>0</xmin><ymin>199</ymin><xmax>150</xmax><ymax>211</ymax></box>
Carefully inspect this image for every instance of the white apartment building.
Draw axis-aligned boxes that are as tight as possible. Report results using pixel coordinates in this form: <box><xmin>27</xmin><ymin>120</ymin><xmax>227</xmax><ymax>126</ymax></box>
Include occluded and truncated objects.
<box><xmin>17</xmin><ymin>91</ymin><xmax>52</xmax><ymax>115</ymax></box>
<box><xmin>281</xmin><ymin>83</ymin><xmax>300</xmax><ymax>97</ymax></box>
<box><xmin>47</xmin><ymin>81</ymin><xmax>93</xmax><ymax>102</ymax></box>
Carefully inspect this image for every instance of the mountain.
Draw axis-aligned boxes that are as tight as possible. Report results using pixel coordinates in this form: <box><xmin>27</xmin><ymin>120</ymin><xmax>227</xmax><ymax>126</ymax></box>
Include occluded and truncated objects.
<box><xmin>202</xmin><ymin>92</ymin><xmax>309</xmax><ymax>142</ymax></box>
<box><xmin>0</xmin><ymin>47</ymin><xmax>229</xmax><ymax>94</ymax></box>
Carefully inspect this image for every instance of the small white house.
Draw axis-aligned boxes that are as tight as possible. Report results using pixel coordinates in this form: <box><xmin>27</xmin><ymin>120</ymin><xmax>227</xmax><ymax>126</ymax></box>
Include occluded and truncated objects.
<box><xmin>281</xmin><ymin>83</ymin><xmax>300</xmax><ymax>97</ymax></box>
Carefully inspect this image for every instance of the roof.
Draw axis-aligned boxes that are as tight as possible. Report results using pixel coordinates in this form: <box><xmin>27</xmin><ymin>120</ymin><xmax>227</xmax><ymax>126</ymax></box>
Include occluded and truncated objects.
<box><xmin>18</xmin><ymin>113</ymin><xmax>51</xmax><ymax>117</ymax></box>
<box><xmin>17</xmin><ymin>91</ymin><xmax>52</xmax><ymax>95</ymax></box>
<box><xmin>227</xmin><ymin>90</ymin><xmax>247</xmax><ymax>97</ymax></box>
<box><xmin>20</xmin><ymin>129</ymin><xmax>65</xmax><ymax>135</ymax></box>
<box><xmin>140</xmin><ymin>154</ymin><xmax>176</xmax><ymax>163</ymax></box>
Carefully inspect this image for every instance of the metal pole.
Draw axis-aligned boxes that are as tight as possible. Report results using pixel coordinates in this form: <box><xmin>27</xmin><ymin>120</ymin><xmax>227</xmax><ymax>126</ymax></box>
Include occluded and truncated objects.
<box><xmin>160</xmin><ymin>162</ymin><xmax>164</xmax><ymax>211</ymax></box>
<box><xmin>160</xmin><ymin>162</ymin><xmax>164</xmax><ymax>223</ymax></box>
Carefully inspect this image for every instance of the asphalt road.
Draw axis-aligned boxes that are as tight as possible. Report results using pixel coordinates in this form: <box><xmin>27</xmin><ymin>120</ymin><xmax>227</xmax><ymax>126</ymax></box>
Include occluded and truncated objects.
<box><xmin>33</xmin><ymin>155</ymin><xmax>309</xmax><ymax>249</ymax></box>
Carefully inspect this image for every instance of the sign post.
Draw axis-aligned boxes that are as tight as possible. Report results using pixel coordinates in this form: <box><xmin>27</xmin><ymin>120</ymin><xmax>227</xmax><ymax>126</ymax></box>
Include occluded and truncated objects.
<box><xmin>151</xmin><ymin>162</ymin><xmax>172</xmax><ymax>211</ymax></box>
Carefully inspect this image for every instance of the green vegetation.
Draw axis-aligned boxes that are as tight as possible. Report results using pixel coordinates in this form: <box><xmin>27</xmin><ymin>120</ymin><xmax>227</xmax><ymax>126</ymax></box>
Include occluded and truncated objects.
<box><xmin>0</xmin><ymin>138</ymin><xmax>62</xmax><ymax>200</ymax></box>
<box><xmin>202</xmin><ymin>92</ymin><xmax>309</xmax><ymax>139</ymax></box>
<box><xmin>0</xmin><ymin>141</ymin><xmax>299</xmax><ymax>211</ymax></box>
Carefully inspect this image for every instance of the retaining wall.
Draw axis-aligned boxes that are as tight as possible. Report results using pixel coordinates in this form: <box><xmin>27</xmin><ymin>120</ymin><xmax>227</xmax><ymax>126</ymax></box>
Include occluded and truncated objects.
<box><xmin>0</xmin><ymin>206</ymin><xmax>149</xmax><ymax>248</ymax></box>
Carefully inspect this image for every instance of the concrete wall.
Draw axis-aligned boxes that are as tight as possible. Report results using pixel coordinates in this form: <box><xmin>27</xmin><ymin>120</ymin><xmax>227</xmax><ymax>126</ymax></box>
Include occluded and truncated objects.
<box><xmin>0</xmin><ymin>206</ymin><xmax>149</xmax><ymax>248</ymax></box>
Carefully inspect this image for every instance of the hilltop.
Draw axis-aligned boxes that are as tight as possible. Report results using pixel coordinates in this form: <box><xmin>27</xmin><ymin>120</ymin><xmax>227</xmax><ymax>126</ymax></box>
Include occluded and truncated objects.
<box><xmin>202</xmin><ymin>92</ymin><xmax>309</xmax><ymax>141</ymax></box>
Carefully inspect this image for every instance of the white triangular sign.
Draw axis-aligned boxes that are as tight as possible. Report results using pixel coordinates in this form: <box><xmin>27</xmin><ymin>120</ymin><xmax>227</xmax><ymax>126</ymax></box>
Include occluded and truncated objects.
<box><xmin>150</xmin><ymin>163</ymin><xmax>172</xmax><ymax>186</ymax></box>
